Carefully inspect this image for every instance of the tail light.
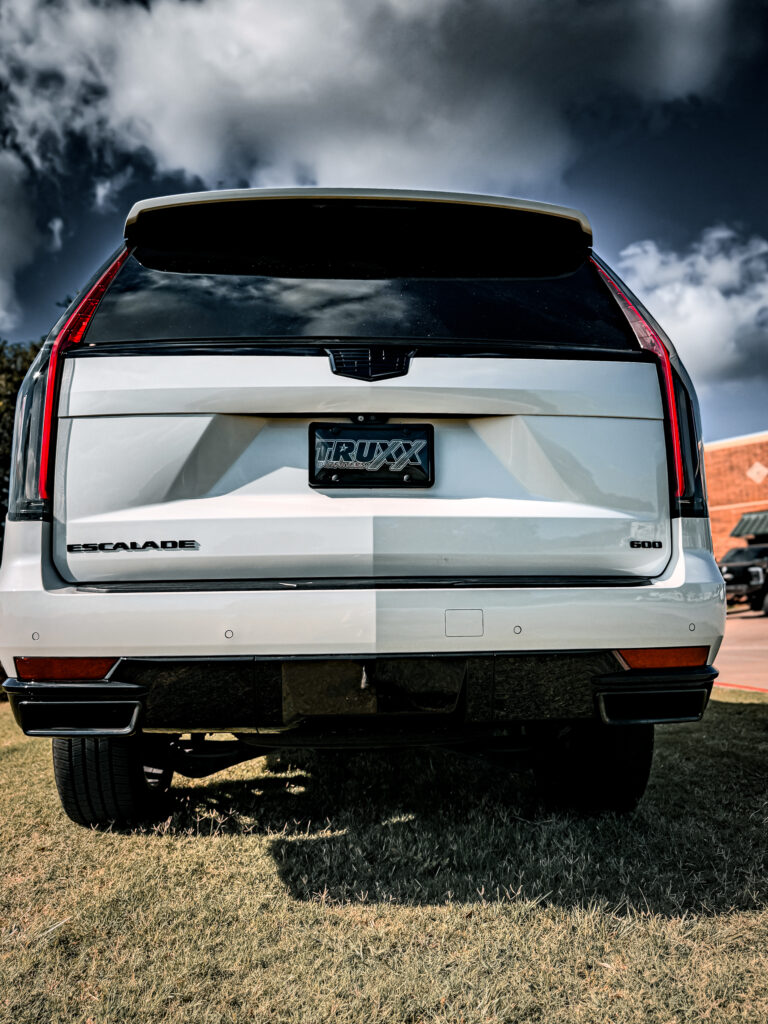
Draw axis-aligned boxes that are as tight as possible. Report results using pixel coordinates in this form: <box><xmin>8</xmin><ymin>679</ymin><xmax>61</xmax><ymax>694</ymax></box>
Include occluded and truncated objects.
<box><xmin>38</xmin><ymin>248</ymin><xmax>130</xmax><ymax>500</ymax></box>
<box><xmin>591</xmin><ymin>259</ymin><xmax>685</xmax><ymax>500</ymax></box>
<box><xmin>15</xmin><ymin>657</ymin><xmax>118</xmax><ymax>681</ymax></box>
<box><xmin>7</xmin><ymin>247</ymin><xmax>129</xmax><ymax>520</ymax></box>
<box><xmin>617</xmin><ymin>647</ymin><xmax>710</xmax><ymax>669</ymax></box>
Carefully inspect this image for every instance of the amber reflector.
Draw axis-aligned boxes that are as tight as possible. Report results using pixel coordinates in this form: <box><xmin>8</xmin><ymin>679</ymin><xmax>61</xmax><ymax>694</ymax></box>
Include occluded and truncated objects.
<box><xmin>617</xmin><ymin>647</ymin><xmax>709</xmax><ymax>670</ymax></box>
<box><xmin>15</xmin><ymin>657</ymin><xmax>118</xmax><ymax>681</ymax></box>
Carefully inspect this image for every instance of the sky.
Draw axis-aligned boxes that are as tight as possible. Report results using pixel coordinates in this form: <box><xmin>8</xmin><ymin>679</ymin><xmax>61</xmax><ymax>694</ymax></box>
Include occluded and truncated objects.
<box><xmin>1</xmin><ymin>0</ymin><xmax>767</xmax><ymax>440</ymax></box>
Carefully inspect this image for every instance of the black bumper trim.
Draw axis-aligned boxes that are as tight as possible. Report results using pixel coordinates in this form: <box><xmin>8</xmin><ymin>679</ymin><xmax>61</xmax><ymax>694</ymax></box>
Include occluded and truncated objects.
<box><xmin>3</xmin><ymin>680</ymin><xmax>147</xmax><ymax>737</ymax></box>
<box><xmin>76</xmin><ymin>574</ymin><xmax>653</xmax><ymax>593</ymax></box>
<box><xmin>2</xmin><ymin>658</ymin><xmax>719</xmax><ymax>736</ymax></box>
<box><xmin>593</xmin><ymin>666</ymin><xmax>717</xmax><ymax>725</ymax></box>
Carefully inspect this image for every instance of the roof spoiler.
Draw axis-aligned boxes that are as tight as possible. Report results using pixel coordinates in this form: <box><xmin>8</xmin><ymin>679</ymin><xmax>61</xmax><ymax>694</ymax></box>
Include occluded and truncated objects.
<box><xmin>124</xmin><ymin>188</ymin><xmax>593</xmax><ymax>278</ymax></box>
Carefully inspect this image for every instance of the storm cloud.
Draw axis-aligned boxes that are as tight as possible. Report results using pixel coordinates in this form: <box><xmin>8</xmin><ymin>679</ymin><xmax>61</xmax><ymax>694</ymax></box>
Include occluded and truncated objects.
<box><xmin>0</xmin><ymin>151</ymin><xmax>38</xmax><ymax>331</ymax></box>
<box><xmin>0</xmin><ymin>0</ymin><xmax>766</xmax><ymax>436</ymax></box>
<box><xmin>619</xmin><ymin>226</ymin><xmax>768</xmax><ymax>386</ymax></box>
<box><xmin>1</xmin><ymin>0</ymin><xmax>748</xmax><ymax>192</ymax></box>
<box><xmin>0</xmin><ymin>0</ymin><xmax>757</xmax><ymax>304</ymax></box>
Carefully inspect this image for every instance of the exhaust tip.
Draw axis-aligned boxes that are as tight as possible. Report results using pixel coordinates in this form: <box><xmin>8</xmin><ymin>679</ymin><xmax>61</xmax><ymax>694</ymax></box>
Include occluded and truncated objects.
<box><xmin>597</xmin><ymin>688</ymin><xmax>709</xmax><ymax>725</ymax></box>
<box><xmin>11</xmin><ymin>699</ymin><xmax>140</xmax><ymax>737</ymax></box>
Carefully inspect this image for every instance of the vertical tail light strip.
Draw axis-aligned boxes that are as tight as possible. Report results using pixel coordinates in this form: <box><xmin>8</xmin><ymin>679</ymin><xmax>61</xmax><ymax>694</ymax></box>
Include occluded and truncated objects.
<box><xmin>38</xmin><ymin>247</ymin><xmax>130</xmax><ymax>500</ymax></box>
<box><xmin>591</xmin><ymin>259</ymin><xmax>685</xmax><ymax>500</ymax></box>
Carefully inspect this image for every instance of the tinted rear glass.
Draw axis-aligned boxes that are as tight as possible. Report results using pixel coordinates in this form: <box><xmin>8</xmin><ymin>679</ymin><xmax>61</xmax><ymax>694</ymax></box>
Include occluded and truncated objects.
<box><xmin>125</xmin><ymin>198</ymin><xmax>591</xmax><ymax>277</ymax></box>
<box><xmin>85</xmin><ymin>253</ymin><xmax>635</xmax><ymax>348</ymax></box>
<box><xmin>723</xmin><ymin>547</ymin><xmax>768</xmax><ymax>561</ymax></box>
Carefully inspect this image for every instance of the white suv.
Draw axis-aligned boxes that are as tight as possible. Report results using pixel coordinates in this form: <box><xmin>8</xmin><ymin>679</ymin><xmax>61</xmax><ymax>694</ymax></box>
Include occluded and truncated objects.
<box><xmin>1</xmin><ymin>188</ymin><xmax>725</xmax><ymax>826</ymax></box>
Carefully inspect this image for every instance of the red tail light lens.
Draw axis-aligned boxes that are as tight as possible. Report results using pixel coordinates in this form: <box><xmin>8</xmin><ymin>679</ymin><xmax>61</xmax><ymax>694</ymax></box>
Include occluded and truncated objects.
<box><xmin>38</xmin><ymin>248</ymin><xmax>130</xmax><ymax>500</ymax></box>
<box><xmin>15</xmin><ymin>657</ymin><xmax>118</xmax><ymax>681</ymax></box>
<box><xmin>592</xmin><ymin>260</ymin><xmax>685</xmax><ymax>500</ymax></box>
<box><xmin>617</xmin><ymin>647</ymin><xmax>709</xmax><ymax>669</ymax></box>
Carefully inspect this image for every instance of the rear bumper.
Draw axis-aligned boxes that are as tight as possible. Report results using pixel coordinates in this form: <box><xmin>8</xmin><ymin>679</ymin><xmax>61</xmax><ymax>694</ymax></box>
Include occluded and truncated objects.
<box><xmin>0</xmin><ymin>523</ymin><xmax>725</xmax><ymax>666</ymax></box>
<box><xmin>0</xmin><ymin>520</ymin><xmax>725</xmax><ymax>736</ymax></box>
<box><xmin>3</xmin><ymin>657</ymin><xmax>717</xmax><ymax>736</ymax></box>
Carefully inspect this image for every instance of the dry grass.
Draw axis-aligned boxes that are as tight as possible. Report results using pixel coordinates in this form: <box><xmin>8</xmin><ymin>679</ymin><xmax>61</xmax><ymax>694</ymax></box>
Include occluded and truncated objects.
<box><xmin>1</xmin><ymin>691</ymin><xmax>767</xmax><ymax>1023</ymax></box>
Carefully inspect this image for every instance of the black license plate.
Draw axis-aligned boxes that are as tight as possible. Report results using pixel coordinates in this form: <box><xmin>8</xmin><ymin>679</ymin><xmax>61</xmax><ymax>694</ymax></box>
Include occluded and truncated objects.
<box><xmin>309</xmin><ymin>423</ymin><xmax>434</xmax><ymax>488</ymax></box>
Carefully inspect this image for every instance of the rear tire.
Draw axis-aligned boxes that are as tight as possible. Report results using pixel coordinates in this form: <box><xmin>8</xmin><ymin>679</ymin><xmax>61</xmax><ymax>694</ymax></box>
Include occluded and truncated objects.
<box><xmin>533</xmin><ymin>722</ymin><xmax>654</xmax><ymax>814</ymax></box>
<box><xmin>52</xmin><ymin>735</ymin><xmax>174</xmax><ymax>828</ymax></box>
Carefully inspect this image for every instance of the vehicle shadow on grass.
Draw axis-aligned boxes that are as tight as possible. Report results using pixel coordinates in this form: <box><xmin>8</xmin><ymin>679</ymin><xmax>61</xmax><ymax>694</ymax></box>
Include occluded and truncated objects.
<box><xmin>168</xmin><ymin>698</ymin><xmax>768</xmax><ymax>914</ymax></box>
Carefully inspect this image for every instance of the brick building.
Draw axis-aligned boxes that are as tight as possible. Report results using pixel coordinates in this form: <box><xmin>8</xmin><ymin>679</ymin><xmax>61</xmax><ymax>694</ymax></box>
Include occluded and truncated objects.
<box><xmin>704</xmin><ymin>429</ymin><xmax>768</xmax><ymax>559</ymax></box>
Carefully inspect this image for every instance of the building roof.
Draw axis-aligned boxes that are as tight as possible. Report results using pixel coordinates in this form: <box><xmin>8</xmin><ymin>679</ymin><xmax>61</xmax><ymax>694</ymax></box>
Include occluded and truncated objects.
<box><xmin>732</xmin><ymin>510</ymin><xmax>768</xmax><ymax>537</ymax></box>
<box><xmin>704</xmin><ymin>429</ymin><xmax>768</xmax><ymax>452</ymax></box>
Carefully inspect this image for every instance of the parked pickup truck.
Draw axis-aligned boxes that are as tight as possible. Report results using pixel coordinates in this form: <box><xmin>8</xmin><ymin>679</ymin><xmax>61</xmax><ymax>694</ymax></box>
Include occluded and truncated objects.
<box><xmin>719</xmin><ymin>544</ymin><xmax>768</xmax><ymax>613</ymax></box>
<box><xmin>0</xmin><ymin>188</ymin><xmax>725</xmax><ymax>826</ymax></box>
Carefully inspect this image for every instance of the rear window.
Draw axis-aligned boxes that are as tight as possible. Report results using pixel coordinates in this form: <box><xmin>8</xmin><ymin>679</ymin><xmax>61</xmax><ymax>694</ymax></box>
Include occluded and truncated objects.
<box><xmin>723</xmin><ymin>547</ymin><xmax>768</xmax><ymax>561</ymax></box>
<box><xmin>86</xmin><ymin>254</ymin><xmax>636</xmax><ymax>349</ymax></box>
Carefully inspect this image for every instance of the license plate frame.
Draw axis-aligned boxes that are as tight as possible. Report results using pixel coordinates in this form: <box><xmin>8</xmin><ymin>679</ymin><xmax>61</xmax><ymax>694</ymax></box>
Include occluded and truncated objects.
<box><xmin>309</xmin><ymin>422</ymin><xmax>434</xmax><ymax>488</ymax></box>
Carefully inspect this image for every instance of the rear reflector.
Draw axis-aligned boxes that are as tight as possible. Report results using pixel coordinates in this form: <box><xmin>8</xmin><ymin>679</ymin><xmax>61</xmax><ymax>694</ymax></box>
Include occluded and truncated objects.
<box><xmin>617</xmin><ymin>647</ymin><xmax>709</xmax><ymax>669</ymax></box>
<box><xmin>15</xmin><ymin>657</ymin><xmax>118</xmax><ymax>681</ymax></box>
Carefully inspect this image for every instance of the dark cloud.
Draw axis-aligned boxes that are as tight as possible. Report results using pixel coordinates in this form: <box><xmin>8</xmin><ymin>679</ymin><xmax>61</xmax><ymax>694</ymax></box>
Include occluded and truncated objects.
<box><xmin>0</xmin><ymin>0</ymin><xmax>767</xmax><ymax>437</ymax></box>
<box><xmin>2</xmin><ymin>0</ymin><xmax>759</xmax><ymax>194</ymax></box>
<box><xmin>0</xmin><ymin>151</ymin><xmax>39</xmax><ymax>330</ymax></box>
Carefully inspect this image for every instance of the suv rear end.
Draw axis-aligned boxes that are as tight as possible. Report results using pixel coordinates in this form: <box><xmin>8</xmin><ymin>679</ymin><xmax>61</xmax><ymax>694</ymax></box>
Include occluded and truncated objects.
<box><xmin>1</xmin><ymin>188</ymin><xmax>725</xmax><ymax>825</ymax></box>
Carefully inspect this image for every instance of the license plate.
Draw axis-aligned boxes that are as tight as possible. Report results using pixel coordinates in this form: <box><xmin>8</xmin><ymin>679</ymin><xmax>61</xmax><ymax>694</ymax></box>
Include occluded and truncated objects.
<box><xmin>309</xmin><ymin>423</ymin><xmax>434</xmax><ymax>488</ymax></box>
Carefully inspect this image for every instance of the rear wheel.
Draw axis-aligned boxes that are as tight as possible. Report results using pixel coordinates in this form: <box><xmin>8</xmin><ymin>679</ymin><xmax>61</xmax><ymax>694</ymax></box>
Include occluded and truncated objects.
<box><xmin>533</xmin><ymin>722</ymin><xmax>654</xmax><ymax>814</ymax></box>
<box><xmin>52</xmin><ymin>734</ymin><xmax>174</xmax><ymax>828</ymax></box>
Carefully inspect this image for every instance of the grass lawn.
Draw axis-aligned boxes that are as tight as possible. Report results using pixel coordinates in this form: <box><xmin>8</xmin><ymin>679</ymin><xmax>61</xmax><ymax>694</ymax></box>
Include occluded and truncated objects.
<box><xmin>1</xmin><ymin>690</ymin><xmax>767</xmax><ymax>1023</ymax></box>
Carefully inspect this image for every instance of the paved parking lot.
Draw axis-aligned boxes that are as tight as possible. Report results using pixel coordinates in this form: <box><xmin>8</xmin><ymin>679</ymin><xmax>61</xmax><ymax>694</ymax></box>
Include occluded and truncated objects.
<box><xmin>713</xmin><ymin>608</ymin><xmax>768</xmax><ymax>692</ymax></box>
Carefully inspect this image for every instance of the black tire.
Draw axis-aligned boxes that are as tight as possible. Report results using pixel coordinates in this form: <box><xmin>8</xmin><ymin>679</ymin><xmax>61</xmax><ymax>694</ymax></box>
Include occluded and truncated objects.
<box><xmin>762</xmin><ymin>592</ymin><xmax>768</xmax><ymax>616</ymax></box>
<box><xmin>533</xmin><ymin>722</ymin><xmax>654</xmax><ymax>815</ymax></box>
<box><xmin>52</xmin><ymin>735</ymin><xmax>174</xmax><ymax>828</ymax></box>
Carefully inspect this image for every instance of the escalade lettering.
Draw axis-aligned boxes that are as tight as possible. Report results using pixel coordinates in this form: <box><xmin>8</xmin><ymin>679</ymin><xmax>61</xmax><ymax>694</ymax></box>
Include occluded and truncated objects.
<box><xmin>67</xmin><ymin>540</ymin><xmax>199</xmax><ymax>553</ymax></box>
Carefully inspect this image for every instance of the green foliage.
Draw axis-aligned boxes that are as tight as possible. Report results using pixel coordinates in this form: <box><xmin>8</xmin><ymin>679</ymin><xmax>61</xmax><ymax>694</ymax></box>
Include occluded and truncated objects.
<box><xmin>0</xmin><ymin>339</ymin><xmax>41</xmax><ymax>546</ymax></box>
